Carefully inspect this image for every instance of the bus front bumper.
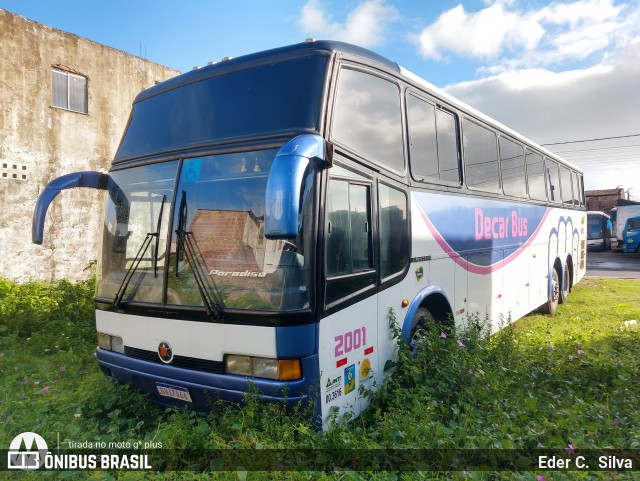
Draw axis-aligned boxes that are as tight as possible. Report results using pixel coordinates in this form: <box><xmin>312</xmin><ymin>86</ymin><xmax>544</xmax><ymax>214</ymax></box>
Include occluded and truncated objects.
<box><xmin>95</xmin><ymin>348</ymin><xmax>319</xmax><ymax>411</ymax></box>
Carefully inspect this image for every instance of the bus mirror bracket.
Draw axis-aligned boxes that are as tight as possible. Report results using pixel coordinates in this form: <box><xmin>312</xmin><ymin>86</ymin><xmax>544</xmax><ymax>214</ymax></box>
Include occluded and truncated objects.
<box><xmin>32</xmin><ymin>171</ymin><xmax>109</xmax><ymax>245</ymax></box>
<box><xmin>264</xmin><ymin>134</ymin><xmax>328</xmax><ymax>239</ymax></box>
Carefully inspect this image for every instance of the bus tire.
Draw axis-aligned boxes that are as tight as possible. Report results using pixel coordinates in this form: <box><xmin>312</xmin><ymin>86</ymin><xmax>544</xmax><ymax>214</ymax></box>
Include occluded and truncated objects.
<box><xmin>541</xmin><ymin>268</ymin><xmax>560</xmax><ymax>315</ymax></box>
<box><xmin>409</xmin><ymin>307</ymin><xmax>435</xmax><ymax>353</ymax></box>
<box><xmin>559</xmin><ymin>265</ymin><xmax>570</xmax><ymax>304</ymax></box>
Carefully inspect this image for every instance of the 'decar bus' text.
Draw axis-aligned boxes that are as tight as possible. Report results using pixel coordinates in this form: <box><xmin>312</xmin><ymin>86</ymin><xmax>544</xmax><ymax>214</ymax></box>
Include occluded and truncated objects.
<box><xmin>475</xmin><ymin>208</ymin><xmax>528</xmax><ymax>240</ymax></box>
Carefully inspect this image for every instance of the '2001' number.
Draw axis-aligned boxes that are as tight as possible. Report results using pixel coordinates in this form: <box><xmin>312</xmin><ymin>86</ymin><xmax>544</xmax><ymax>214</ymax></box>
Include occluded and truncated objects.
<box><xmin>335</xmin><ymin>327</ymin><xmax>366</xmax><ymax>357</ymax></box>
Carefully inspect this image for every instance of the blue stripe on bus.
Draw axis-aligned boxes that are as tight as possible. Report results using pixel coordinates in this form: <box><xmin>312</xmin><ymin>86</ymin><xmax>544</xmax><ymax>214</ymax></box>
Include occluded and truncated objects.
<box><xmin>96</xmin><ymin>349</ymin><xmax>319</xmax><ymax>412</ymax></box>
<box><xmin>413</xmin><ymin>192</ymin><xmax>550</xmax><ymax>271</ymax></box>
<box><xmin>275</xmin><ymin>323</ymin><xmax>318</xmax><ymax>358</ymax></box>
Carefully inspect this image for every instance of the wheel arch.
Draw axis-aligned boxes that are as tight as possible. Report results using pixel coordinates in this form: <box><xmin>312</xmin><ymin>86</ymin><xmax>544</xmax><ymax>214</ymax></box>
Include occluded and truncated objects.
<box><xmin>565</xmin><ymin>254</ymin><xmax>574</xmax><ymax>291</ymax></box>
<box><xmin>401</xmin><ymin>286</ymin><xmax>454</xmax><ymax>343</ymax></box>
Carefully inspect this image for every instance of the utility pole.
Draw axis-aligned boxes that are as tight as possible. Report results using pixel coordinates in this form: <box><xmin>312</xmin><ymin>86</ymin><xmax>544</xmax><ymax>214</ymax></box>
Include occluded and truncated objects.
<box><xmin>625</xmin><ymin>188</ymin><xmax>634</xmax><ymax>200</ymax></box>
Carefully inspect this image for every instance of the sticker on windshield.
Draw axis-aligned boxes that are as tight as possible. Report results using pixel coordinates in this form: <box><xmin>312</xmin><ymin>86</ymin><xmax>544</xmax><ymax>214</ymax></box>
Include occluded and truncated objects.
<box><xmin>181</xmin><ymin>159</ymin><xmax>202</xmax><ymax>183</ymax></box>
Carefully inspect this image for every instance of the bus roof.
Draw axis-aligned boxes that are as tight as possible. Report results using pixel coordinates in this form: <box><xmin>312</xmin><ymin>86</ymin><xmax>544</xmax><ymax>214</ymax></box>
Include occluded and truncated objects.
<box><xmin>128</xmin><ymin>39</ymin><xmax>579</xmax><ymax>173</ymax></box>
<box><xmin>134</xmin><ymin>40</ymin><xmax>400</xmax><ymax>104</ymax></box>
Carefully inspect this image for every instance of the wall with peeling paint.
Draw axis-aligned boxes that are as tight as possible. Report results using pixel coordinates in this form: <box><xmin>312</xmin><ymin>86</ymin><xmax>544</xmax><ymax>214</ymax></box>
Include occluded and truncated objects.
<box><xmin>0</xmin><ymin>9</ymin><xmax>179</xmax><ymax>281</ymax></box>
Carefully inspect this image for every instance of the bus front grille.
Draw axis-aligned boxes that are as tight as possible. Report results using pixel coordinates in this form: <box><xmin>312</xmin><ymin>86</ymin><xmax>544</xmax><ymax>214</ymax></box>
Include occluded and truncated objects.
<box><xmin>124</xmin><ymin>346</ymin><xmax>225</xmax><ymax>374</ymax></box>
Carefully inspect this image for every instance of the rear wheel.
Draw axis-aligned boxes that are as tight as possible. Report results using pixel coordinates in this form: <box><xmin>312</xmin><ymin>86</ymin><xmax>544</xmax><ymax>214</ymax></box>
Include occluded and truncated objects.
<box><xmin>541</xmin><ymin>268</ymin><xmax>560</xmax><ymax>314</ymax></box>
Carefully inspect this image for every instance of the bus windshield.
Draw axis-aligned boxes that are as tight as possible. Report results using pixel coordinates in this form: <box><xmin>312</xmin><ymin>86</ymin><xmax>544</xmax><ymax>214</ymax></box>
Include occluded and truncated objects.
<box><xmin>115</xmin><ymin>55</ymin><xmax>328</xmax><ymax>161</ymax></box>
<box><xmin>98</xmin><ymin>147</ymin><xmax>316</xmax><ymax>312</ymax></box>
<box><xmin>587</xmin><ymin>214</ymin><xmax>604</xmax><ymax>240</ymax></box>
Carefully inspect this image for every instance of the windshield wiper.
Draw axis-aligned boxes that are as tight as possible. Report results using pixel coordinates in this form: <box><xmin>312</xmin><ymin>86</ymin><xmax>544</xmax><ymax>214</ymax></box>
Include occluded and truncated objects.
<box><xmin>174</xmin><ymin>229</ymin><xmax>224</xmax><ymax>319</ymax></box>
<box><xmin>175</xmin><ymin>191</ymin><xmax>224</xmax><ymax>319</ymax></box>
<box><xmin>152</xmin><ymin>195</ymin><xmax>166</xmax><ymax>278</ymax></box>
<box><xmin>113</xmin><ymin>195</ymin><xmax>166</xmax><ymax>309</ymax></box>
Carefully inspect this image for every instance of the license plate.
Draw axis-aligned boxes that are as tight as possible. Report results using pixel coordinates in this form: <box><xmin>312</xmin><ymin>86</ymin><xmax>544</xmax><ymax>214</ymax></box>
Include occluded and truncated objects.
<box><xmin>155</xmin><ymin>382</ymin><xmax>192</xmax><ymax>402</ymax></box>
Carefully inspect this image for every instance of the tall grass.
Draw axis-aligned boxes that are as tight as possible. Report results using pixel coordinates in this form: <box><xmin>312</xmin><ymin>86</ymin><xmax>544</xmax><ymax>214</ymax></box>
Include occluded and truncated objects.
<box><xmin>0</xmin><ymin>276</ymin><xmax>638</xmax><ymax>480</ymax></box>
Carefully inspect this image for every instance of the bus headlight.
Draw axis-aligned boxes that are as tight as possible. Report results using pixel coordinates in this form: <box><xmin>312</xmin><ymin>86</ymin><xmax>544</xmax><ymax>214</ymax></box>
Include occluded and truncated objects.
<box><xmin>97</xmin><ymin>332</ymin><xmax>124</xmax><ymax>354</ymax></box>
<box><xmin>225</xmin><ymin>355</ymin><xmax>302</xmax><ymax>381</ymax></box>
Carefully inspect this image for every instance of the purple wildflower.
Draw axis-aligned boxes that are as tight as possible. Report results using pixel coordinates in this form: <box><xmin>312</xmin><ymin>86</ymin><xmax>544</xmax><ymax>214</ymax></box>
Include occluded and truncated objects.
<box><xmin>577</xmin><ymin>349</ymin><xmax>584</xmax><ymax>356</ymax></box>
<box><xmin>567</xmin><ymin>355</ymin><xmax>574</xmax><ymax>361</ymax></box>
<box><xmin>612</xmin><ymin>418</ymin><xmax>620</xmax><ymax>426</ymax></box>
<box><xmin>39</xmin><ymin>386</ymin><xmax>51</xmax><ymax>394</ymax></box>
<box><xmin>60</xmin><ymin>366</ymin><xmax>66</xmax><ymax>372</ymax></box>
<box><xmin>439</xmin><ymin>331</ymin><xmax>447</xmax><ymax>339</ymax></box>
<box><xmin>565</xmin><ymin>443</ymin><xmax>575</xmax><ymax>454</ymax></box>
<box><xmin>21</xmin><ymin>377</ymin><xmax>28</xmax><ymax>385</ymax></box>
<box><xmin>457</xmin><ymin>340</ymin><xmax>465</xmax><ymax>348</ymax></box>
<box><xmin>537</xmin><ymin>475</ymin><xmax>546</xmax><ymax>481</ymax></box>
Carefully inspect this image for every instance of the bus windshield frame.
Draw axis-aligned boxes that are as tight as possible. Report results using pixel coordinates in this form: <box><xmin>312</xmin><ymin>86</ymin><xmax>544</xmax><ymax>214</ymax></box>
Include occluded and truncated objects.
<box><xmin>97</xmin><ymin>146</ymin><xmax>319</xmax><ymax>316</ymax></box>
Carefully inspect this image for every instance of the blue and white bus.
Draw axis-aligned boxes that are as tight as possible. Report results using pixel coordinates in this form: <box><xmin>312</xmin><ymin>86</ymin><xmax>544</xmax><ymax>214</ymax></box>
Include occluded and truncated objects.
<box><xmin>32</xmin><ymin>40</ymin><xmax>586</xmax><ymax>429</ymax></box>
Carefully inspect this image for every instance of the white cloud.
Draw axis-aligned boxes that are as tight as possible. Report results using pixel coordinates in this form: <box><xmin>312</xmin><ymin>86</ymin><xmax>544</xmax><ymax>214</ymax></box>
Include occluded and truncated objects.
<box><xmin>414</xmin><ymin>3</ymin><xmax>543</xmax><ymax>60</ymax></box>
<box><xmin>534</xmin><ymin>0</ymin><xmax>628</xmax><ymax>64</ymax></box>
<box><xmin>299</xmin><ymin>0</ymin><xmax>398</xmax><ymax>47</ymax></box>
<box><xmin>445</xmin><ymin>41</ymin><xmax>640</xmax><ymax>141</ymax></box>
<box><xmin>444</xmin><ymin>40</ymin><xmax>640</xmax><ymax>197</ymax></box>
<box><xmin>535</xmin><ymin>0</ymin><xmax>622</xmax><ymax>27</ymax></box>
<box><xmin>413</xmin><ymin>0</ymin><xmax>639</xmax><ymax>72</ymax></box>
<box><xmin>453</xmin><ymin>63</ymin><xmax>612</xmax><ymax>91</ymax></box>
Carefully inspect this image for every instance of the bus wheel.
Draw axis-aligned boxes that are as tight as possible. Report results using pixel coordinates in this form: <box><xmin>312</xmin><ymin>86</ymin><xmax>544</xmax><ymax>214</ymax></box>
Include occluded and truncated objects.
<box><xmin>541</xmin><ymin>268</ymin><xmax>560</xmax><ymax>315</ymax></box>
<box><xmin>409</xmin><ymin>307</ymin><xmax>435</xmax><ymax>353</ymax></box>
<box><xmin>559</xmin><ymin>266</ymin><xmax>570</xmax><ymax>304</ymax></box>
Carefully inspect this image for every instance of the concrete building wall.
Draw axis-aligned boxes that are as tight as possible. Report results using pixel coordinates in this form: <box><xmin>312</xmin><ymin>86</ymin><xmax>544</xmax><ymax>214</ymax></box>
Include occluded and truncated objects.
<box><xmin>0</xmin><ymin>10</ymin><xmax>180</xmax><ymax>281</ymax></box>
<box><xmin>585</xmin><ymin>188</ymin><xmax>625</xmax><ymax>215</ymax></box>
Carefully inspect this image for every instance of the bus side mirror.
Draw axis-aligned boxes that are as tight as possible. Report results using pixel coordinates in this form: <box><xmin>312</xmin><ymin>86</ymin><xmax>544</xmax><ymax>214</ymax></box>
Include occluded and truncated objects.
<box><xmin>32</xmin><ymin>171</ymin><xmax>109</xmax><ymax>244</ymax></box>
<box><xmin>264</xmin><ymin>134</ymin><xmax>329</xmax><ymax>239</ymax></box>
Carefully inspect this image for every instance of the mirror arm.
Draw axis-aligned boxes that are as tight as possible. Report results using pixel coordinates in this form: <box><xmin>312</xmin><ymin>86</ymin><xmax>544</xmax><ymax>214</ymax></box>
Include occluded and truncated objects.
<box><xmin>32</xmin><ymin>171</ymin><xmax>109</xmax><ymax>244</ymax></box>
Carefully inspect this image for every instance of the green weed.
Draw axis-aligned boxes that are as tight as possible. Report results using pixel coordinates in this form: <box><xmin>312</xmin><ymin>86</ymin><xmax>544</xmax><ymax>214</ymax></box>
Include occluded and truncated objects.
<box><xmin>0</xmin><ymin>277</ymin><xmax>638</xmax><ymax>480</ymax></box>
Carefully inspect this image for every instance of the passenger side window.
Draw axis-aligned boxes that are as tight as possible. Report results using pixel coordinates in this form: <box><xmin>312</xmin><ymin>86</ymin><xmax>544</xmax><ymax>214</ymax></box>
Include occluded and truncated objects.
<box><xmin>406</xmin><ymin>94</ymin><xmax>460</xmax><ymax>184</ymax></box>
<box><xmin>463</xmin><ymin>119</ymin><xmax>500</xmax><ymax>193</ymax></box>
<box><xmin>546</xmin><ymin>159</ymin><xmax>561</xmax><ymax>203</ymax></box>
<box><xmin>576</xmin><ymin>173</ymin><xmax>585</xmax><ymax>206</ymax></box>
<box><xmin>499</xmin><ymin>137</ymin><xmax>526</xmax><ymax>198</ymax></box>
<box><xmin>326</xmin><ymin>180</ymin><xmax>350</xmax><ymax>276</ymax></box>
<box><xmin>571</xmin><ymin>172</ymin><xmax>580</xmax><ymax>205</ymax></box>
<box><xmin>526</xmin><ymin>150</ymin><xmax>547</xmax><ymax>201</ymax></box>
<box><xmin>325</xmin><ymin>176</ymin><xmax>375</xmax><ymax>305</ymax></box>
<box><xmin>559</xmin><ymin>165</ymin><xmax>573</xmax><ymax>205</ymax></box>
<box><xmin>379</xmin><ymin>183</ymin><xmax>409</xmax><ymax>279</ymax></box>
<box><xmin>332</xmin><ymin>68</ymin><xmax>404</xmax><ymax>173</ymax></box>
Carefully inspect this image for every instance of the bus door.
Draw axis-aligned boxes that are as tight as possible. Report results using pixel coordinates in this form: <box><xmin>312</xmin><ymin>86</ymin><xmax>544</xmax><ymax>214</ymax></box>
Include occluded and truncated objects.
<box><xmin>318</xmin><ymin>164</ymin><xmax>378</xmax><ymax>428</ymax></box>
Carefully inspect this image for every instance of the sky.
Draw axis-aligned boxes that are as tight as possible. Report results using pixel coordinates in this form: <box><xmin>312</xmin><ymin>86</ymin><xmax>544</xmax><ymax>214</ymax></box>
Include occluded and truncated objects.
<box><xmin>2</xmin><ymin>0</ymin><xmax>640</xmax><ymax>201</ymax></box>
